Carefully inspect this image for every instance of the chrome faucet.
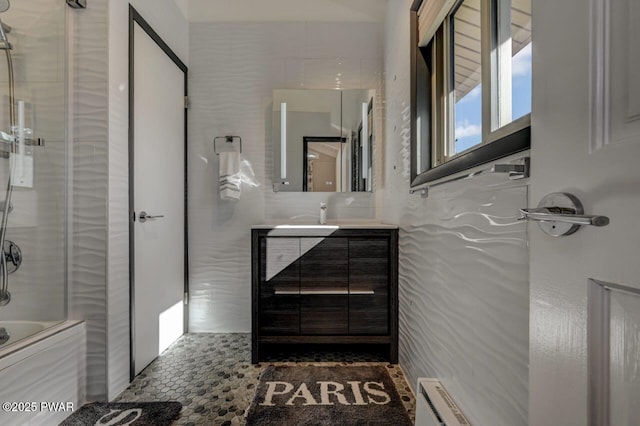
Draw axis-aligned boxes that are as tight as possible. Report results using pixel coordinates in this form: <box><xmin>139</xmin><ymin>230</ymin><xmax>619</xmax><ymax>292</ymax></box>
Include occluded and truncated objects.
<box><xmin>0</xmin><ymin>327</ymin><xmax>9</xmax><ymax>345</ymax></box>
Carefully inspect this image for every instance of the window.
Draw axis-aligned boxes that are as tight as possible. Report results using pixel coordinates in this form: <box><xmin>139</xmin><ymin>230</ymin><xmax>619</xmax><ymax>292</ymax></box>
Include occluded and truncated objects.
<box><xmin>451</xmin><ymin>0</ymin><xmax>483</xmax><ymax>155</ymax></box>
<box><xmin>497</xmin><ymin>0</ymin><xmax>532</xmax><ymax>127</ymax></box>
<box><xmin>410</xmin><ymin>0</ymin><xmax>531</xmax><ymax>187</ymax></box>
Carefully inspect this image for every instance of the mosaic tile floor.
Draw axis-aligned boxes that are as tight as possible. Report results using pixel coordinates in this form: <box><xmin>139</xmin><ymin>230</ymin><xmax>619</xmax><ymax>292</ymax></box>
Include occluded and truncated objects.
<box><xmin>115</xmin><ymin>333</ymin><xmax>415</xmax><ymax>425</ymax></box>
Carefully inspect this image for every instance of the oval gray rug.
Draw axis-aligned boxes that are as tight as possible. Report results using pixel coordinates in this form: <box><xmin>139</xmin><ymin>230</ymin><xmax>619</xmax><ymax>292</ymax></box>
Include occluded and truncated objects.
<box><xmin>246</xmin><ymin>366</ymin><xmax>412</xmax><ymax>425</ymax></box>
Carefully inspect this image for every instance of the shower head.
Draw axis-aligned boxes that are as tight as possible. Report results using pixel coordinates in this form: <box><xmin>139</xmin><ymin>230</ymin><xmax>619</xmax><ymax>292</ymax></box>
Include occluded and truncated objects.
<box><xmin>0</xmin><ymin>21</ymin><xmax>10</xmax><ymax>50</ymax></box>
<box><xmin>0</xmin><ymin>0</ymin><xmax>10</xmax><ymax>51</ymax></box>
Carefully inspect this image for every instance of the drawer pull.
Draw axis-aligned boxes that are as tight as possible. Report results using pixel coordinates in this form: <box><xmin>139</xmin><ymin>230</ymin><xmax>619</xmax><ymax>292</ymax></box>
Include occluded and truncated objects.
<box><xmin>274</xmin><ymin>290</ymin><xmax>375</xmax><ymax>295</ymax></box>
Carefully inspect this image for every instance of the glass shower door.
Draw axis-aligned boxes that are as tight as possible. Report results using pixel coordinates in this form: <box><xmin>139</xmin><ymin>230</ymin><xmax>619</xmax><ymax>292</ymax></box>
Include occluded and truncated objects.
<box><xmin>0</xmin><ymin>0</ymin><xmax>67</xmax><ymax>349</ymax></box>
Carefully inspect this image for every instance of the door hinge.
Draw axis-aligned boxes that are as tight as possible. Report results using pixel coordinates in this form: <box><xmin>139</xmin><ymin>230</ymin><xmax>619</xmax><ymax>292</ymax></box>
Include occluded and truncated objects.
<box><xmin>184</xmin><ymin>96</ymin><xmax>189</xmax><ymax>109</ymax></box>
<box><xmin>184</xmin><ymin>292</ymin><xmax>189</xmax><ymax>304</ymax></box>
<box><xmin>132</xmin><ymin>211</ymin><xmax>136</xmax><ymax>222</ymax></box>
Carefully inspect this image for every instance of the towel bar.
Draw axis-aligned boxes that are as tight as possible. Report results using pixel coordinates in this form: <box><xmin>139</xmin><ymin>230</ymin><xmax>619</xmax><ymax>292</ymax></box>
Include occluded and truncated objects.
<box><xmin>410</xmin><ymin>157</ymin><xmax>530</xmax><ymax>198</ymax></box>
<box><xmin>214</xmin><ymin>135</ymin><xmax>242</xmax><ymax>155</ymax></box>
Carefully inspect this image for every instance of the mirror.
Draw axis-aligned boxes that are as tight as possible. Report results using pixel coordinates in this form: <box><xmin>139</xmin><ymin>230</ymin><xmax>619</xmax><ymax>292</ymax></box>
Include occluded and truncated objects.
<box><xmin>273</xmin><ymin>89</ymin><xmax>374</xmax><ymax>192</ymax></box>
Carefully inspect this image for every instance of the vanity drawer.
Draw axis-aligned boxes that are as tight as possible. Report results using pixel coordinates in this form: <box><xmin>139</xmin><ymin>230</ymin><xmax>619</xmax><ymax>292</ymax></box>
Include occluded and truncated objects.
<box><xmin>260</xmin><ymin>237</ymin><xmax>300</xmax><ymax>292</ymax></box>
<box><xmin>349</xmin><ymin>237</ymin><xmax>389</xmax><ymax>259</ymax></box>
<box><xmin>349</xmin><ymin>238</ymin><xmax>389</xmax><ymax>293</ymax></box>
<box><xmin>259</xmin><ymin>237</ymin><xmax>300</xmax><ymax>334</ymax></box>
<box><xmin>300</xmin><ymin>294</ymin><xmax>348</xmax><ymax>335</ymax></box>
<box><xmin>300</xmin><ymin>237</ymin><xmax>348</xmax><ymax>289</ymax></box>
<box><xmin>349</xmin><ymin>294</ymin><xmax>389</xmax><ymax>334</ymax></box>
<box><xmin>349</xmin><ymin>257</ymin><xmax>389</xmax><ymax>292</ymax></box>
<box><xmin>349</xmin><ymin>238</ymin><xmax>389</xmax><ymax>334</ymax></box>
<box><xmin>259</xmin><ymin>294</ymin><xmax>300</xmax><ymax>335</ymax></box>
<box><xmin>300</xmin><ymin>237</ymin><xmax>349</xmax><ymax>334</ymax></box>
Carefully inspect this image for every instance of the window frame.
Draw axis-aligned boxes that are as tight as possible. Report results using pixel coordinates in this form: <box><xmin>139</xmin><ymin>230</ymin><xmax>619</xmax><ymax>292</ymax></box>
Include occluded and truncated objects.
<box><xmin>410</xmin><ymin>0</ymin><xmax>531</xmax><ymax>188</ymax></box>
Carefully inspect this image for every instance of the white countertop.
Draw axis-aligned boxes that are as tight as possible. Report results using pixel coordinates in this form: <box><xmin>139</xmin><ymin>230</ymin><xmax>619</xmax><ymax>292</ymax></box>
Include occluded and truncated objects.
<box><xmin>252</xmin><ymin>223</ymin><xmax>397</xmax><ymax>236</ymax></box>
<box><xmin>251</xmin><ymin>223</ymin><xmax>398</xmax><ymax>229</ymax></box>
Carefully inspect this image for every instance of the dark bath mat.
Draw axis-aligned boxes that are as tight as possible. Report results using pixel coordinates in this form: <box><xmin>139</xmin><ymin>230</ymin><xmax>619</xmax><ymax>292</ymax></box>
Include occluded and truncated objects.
<box><xmin>246</xmin><ymin>366</ymin><xmax>412</xmax><ymax>426</ymax></box>
<box><xmin>59</xmin><ymin>401</ymin><xmax>181</xmax><ymax>426</ymax></box>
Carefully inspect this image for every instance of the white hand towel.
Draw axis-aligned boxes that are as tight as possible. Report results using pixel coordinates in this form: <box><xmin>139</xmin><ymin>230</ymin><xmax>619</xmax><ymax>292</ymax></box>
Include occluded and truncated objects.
<box><xmin>219</xmin><ymin>151</ymin><xmax>242</xmax><ymax>200</ymax></box>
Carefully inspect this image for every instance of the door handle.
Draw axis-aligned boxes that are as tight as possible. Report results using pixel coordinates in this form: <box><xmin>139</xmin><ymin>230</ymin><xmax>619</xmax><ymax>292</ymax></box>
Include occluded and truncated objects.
<box><xmin>138</xmin><ymin>211</ymin><xmax>165</xmax><ymax>223</ymax></box>
<box><xmin>519</xmin><ymin>208</ymin><xmax>609</xmax><ymax>227</ymax></box>
<box><xmin>520</xmin><ymin>192</ymin><xmax>609</xmax><ymax>236</ymax></box>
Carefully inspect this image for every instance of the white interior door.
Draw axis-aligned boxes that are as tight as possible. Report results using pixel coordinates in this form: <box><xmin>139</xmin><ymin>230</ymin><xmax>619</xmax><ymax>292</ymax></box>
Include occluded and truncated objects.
<box><xmin>132</xmin><ymin>21</ymin><xmax>186</xmax><ymax>376</ymax></box>
<box><xmin>530</xmin><ymin>1</ymin><xmax>640</xmax><ymax>425</ymax></box>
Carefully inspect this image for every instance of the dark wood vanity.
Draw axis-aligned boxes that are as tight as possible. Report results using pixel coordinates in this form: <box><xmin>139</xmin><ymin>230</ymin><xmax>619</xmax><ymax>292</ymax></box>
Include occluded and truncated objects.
<box><xmin>251</xmin><ymin>225</ymin><xmax>398</xmax><ymax>363</ymax></box>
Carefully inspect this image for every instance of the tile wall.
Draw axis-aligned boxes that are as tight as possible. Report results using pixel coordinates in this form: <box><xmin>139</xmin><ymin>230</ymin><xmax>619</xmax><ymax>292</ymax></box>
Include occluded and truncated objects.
<box><xmin>381</xmin><ymin>2</ymin><xmax>529</xmax><ymax>425</ymax></box>
<box><xmin>187</xmin><ymin>21</ymin><xmax>383</xmax><ymax>332</ymax></box>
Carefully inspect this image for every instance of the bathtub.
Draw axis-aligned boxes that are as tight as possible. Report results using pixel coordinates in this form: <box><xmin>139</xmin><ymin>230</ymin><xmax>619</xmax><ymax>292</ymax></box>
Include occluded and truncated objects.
<box><xmin>0</xmin><ymin>320</ymin><xmax>63</xmax><ymax>350</ymax></box>
<box><xmin>0</xmin><ymin>320</ymin><xmax>85</xmax><ymax>426</ymax></box>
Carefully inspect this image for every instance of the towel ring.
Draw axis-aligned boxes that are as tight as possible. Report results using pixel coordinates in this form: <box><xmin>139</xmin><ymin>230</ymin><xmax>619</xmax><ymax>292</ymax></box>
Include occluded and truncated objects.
<box><xmin>214</xmin><ymin>136</ymin><xmax>242</xmax><ymax>155</ymax></box>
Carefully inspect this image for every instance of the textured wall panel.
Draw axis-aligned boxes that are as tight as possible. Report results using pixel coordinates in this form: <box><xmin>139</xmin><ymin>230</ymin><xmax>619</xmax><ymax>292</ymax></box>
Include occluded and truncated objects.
<box><xmin>0</xmin><ymin>324</ymin><xmax>86</xmax><ymax>426</ymax></box>
<box><xmin>70</xmin><ymin>0</ymin><xmax>109</xmax><ymax>402</ymax></box>
<box><xmin>396</xmin><ymin>182</ymin><xmax>529</xmax><ymax>426</ymax></box>
<box><xmin>106</xmin><ymin>0</ymin><xmax>131</xmax><ymax>392</ymax></box>
<box><xmin>382</xmin><ymin>2</ymin><xmax>529</xmax><ymax>425</ymax></box>
<box><xmin>188</xmin><ymin>22</ymin><xmax>383</xmax><ymax>332</ymax></box>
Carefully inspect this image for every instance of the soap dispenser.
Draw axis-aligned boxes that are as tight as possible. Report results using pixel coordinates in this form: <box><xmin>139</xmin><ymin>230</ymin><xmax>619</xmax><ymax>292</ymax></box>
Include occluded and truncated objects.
<box><xmin>319</xmin><ymin>203</ymin><xmax>327</xmax><ymax>225</ymax></box>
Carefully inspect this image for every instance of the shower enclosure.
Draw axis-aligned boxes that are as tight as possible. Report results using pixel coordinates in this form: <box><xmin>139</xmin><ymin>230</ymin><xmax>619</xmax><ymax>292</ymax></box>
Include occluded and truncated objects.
<box><xmin>0</xmin><ymin>0</ymin><xmax>67</xmax><ymax>349</ymax></box>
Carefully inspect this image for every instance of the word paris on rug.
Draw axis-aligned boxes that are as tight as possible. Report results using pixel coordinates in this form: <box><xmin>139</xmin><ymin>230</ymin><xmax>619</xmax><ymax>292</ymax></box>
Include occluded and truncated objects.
<box><xmin>246</xmin><ymin>366</ymin><xmax>412</xmax><ymax>425</ymax></box>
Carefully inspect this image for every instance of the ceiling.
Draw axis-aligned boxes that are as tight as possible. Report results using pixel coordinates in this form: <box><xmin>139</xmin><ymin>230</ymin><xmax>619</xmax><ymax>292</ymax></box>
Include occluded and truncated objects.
<box><xmin>175</xmin><ymin>0</ymin><xmax>388</xmax><ymax>23</ymax></box>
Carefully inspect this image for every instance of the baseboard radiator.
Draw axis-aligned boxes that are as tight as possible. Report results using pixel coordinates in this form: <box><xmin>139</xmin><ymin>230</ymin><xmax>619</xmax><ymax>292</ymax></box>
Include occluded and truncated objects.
<box><xmin>415</xmin><ymin>378</ymin><xmax>471</xmax><ymax>426</ymax></box>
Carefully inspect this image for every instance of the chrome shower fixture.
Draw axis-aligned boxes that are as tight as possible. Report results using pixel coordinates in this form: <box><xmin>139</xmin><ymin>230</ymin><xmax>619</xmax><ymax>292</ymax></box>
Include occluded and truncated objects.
<box><xmin>0</xmin><ymin>18</ymin><xmax>11</xmax><ymax>50</ymax></box>
<box><xmin>3</xmin><ymin>240</ymin><xmax>21</xmax><ymax>274</ymax></box>
<box><xmin>0</xmin><ymin>0</ymin><xmax>15</xmax><ymax>306</ymax></box>
<box><xmin>0</xmin><ymin>327</ymin><xmax>8</xmax><ymax>344</ymax></box>
<box><xmin>0</xmin><ymin>0</ymin><xmax>10</xmax><ymax>37</ymax></box>
<box><xmin>0</xmin><ymin>0</ymin><xmax>10</xmax><ymax>52</ymax></box>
